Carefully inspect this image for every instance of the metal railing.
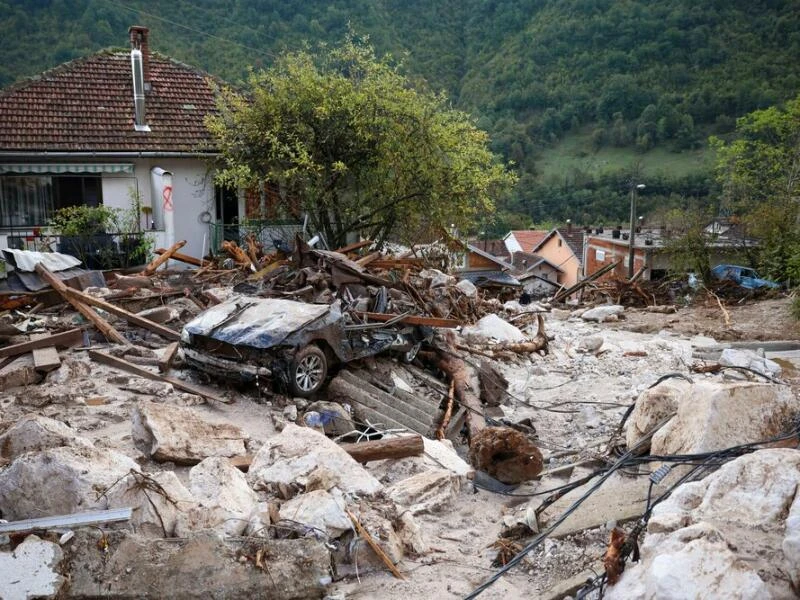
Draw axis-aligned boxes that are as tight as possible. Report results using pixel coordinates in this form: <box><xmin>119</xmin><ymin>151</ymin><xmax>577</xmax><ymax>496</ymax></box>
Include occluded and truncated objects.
<box><xmin>209</xmin><ymin>219</ymin><xmax>305</xmax><ymax>253</ymax></box>
<box><xmin>4</xmin><ymin>231</ymin><xmax>152</xmax><ymax>270</ymax></box>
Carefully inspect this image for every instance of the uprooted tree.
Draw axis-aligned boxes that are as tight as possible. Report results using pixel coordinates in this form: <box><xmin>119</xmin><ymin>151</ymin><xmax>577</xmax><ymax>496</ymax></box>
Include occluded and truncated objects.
<box><xmin>206</xmin><ymin>35</ymin><xmax>516</xmax><ymax>248</ymax></box>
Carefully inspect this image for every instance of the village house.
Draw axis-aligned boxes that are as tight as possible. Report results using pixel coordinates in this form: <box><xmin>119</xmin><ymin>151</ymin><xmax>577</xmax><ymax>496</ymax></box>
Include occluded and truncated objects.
<box><xmin>0</xmin><ymin>26</ymin><xmax>238</xmax><ymax>262</ymax></box>
<box><xmin>454</xmin><ymin>242</ymin><xmax>521</xmax><ymax>289</ymax></box>
<box><xmin>508</xmin><ymin>251</ymin><xmax>563</xmax><ymax>297</ymax></box>
<box><xmin>502</xmin><ymin>229</ymin><xmax>548</xmax><ymax>255</ymax></box>
<box><xmin>529</xmin><ymin>225</ymin><xmax>585</xmax><ymax>288</ymax></box>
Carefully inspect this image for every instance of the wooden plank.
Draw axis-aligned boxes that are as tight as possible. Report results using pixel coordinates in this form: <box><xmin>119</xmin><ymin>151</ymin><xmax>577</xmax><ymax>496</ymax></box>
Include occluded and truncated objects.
<box><xmin>158</xmin><ymin>341</ymin><xmax>179</xmax><ymax>373</ymax></box>
<box><xmin>89</xmin><ymin>349</ymin><xmax>231</xmax><ymax>403</ymax></box>
<box><xmin>154</xmin><ymin>247</ymin><xmax>210</xmax><ymax>267</ymax></box>
<box><xmin>31</xmin><ymin>333</ymin><xmax>61</xmax><ymax>373</ymax></box>
<box><xmin>0</xmin><ymin>328</ymin><xmax>84</xmax><ymax>358</ymax></box>
<box><xmin>141</xmin><ymin>240</ymin><xmax>187</xmax><ymax>276</ymax></box>
<box><xmin>356</xmin><ymin>311</ymin><xmax>461</xmax><ymax>328</ymax></box>
<box><xmin>355</xmin><ymin>251</ymin><xmax>382</xmax><ymax>267</ymax></box>
<box><xmin>35</xmin><ymin>263</ymin><xmax>128</xmax><ymax>345</ymax></box>
<box><xmin>369</xmin><ymin>258</ymin><xmax>425</xmax><ymax>269</ymax></box>
<box><xmin>64</xmin><ymin>288</ymin><xmax>180</xmax><ymax>341</ymax></box>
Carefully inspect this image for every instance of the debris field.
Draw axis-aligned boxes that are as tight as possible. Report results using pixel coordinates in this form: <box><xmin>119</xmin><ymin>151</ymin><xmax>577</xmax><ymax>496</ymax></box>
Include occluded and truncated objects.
<box><xmin>1</xmin><ymin>239</ymin><xmax>799</xmax><ymax>600</ymax></box>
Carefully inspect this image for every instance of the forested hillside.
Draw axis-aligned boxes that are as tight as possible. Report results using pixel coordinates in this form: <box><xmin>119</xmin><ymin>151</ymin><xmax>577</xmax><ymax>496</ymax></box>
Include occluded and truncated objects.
<box><xmin>2</xmin><ymin>0</ymin><xmax>799</xmax><ymax>229</ymax></box>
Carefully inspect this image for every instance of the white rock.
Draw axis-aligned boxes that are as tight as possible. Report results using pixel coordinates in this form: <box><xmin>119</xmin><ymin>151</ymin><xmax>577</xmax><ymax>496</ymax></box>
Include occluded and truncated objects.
<box><xmin>581</xmin><ymin>305</ymin><xmax>624</xmax><ymax>322</ymax></box>
<box><xmin>104</xmin><ymin>470</ymin><xmax>194</xmax><ymax>537</ymax></box>
<box><xmin>387</xmin><ymin>469</ymin><xmax>462</xmax><ymax>514</ymax></box>
<box><xmin>422</xmin><ymin>437</ymin><xmax>473</xmax><ymax>477</ymax></box>
<box><xmin>461</xmin><ymin>314</ymin><xmax>525</xmax><ymax>344</ymax></box>
<box><xmin>175</xmin><ymin>456</ymin><xmax>259</xmax><ymax>537</ymax></box>
<box><xmin>419</xmin><ymin>268</ymin><xmax>456</xmax><ymax>288</ymax></box>
<box><xmin>132</xmin><ymin>401</ymin><xmax>246</xmax><ymax>464</ymax></box>
<box><xmin>455</xmin><ymin>279</ymin><xmax>478</xmax><ymax>298</ymax></box>
<box><xmin>248</xmin><ymin>424</ymin><xmax>382</xmax><ymax>497</ymax></box>
<box><xmin>719</xmin><ymin>348</ymin><xmax>782</xmax><ymax>378</ymax></box>
<box><xmin>577</xmin><ymin>335</ymin><xmax>604</xmax><ymax>353</ymax></box>
<box><xmin>608</xmin><ymin>522</ymin><xmax>770</xmax><ymax>600</ymax></box>
<box><xmin>0</xmin><ymin>415</ymin><xmax>93</xmax><ymax>460</ymax></box>
<box><xmin>0</xmin><ymin>535</ymin><xmax>65</xmax><ymax>600</ymax></box>
<box><xmin>651</xmin><ymin>381</ymin><xmax>800</xmax><ymax>455</ymax></box>
<box><xmin>279</xmin><ymin>489</ymin><xmax>352</xmax><ymax>538</ymax></box>
<box><xmin>625</xmin><ymin>379</ymin><xmax>693</xmax><ymax>450</ymax></box>
<box><xmin>396</xmin><ymin>511</ymin><xmax>427</xmax><ymax>554</ymax></box>
<box><xmin>0</xmin><ymin>446</ymin><xmax>138</xmax><ymax>520</ymax></box>
<box><xmin>783</xmin><ymin>493</ymin><xmax>800</xmax><ymax>589</ymax></box>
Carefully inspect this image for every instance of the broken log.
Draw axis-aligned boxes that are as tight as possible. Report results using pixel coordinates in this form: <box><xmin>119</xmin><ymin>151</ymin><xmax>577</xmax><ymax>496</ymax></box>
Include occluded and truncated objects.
<box><xmin>88</xmin><ymin>350</ymin><xmax>230</xmax><ymax>404</ymax></box>
<box><xmin>34</xmin><ymin>263</ymin><xmax>128</xmax><ymax>345</ymax></box>
<box><xmin>140</xmin><ymin>240</ymin><xmax>187</xmax><ymax>276</ymax></box>
<box><xmin>64</xmin><ymin>288</ymin><xmax>180</xmax><ymax>341</ymax></box>
<box><xmin>0</xmin><ymin>328</ymin><xmax>84</xmax><ymax>358</ymax></box>
<box><xmin>340</xmin><ymin>435</ymin><xmax>424</xmax><ymax>463</ymax></box>
<box><xmin>154</xmin><ymin>248</ymin><xmax>210</xmax><ymax>267</ymax></box>
<box><xmin>221</xmin><ymin>240</ymin><xmax>254</xmax><ymax>270</ymax></box>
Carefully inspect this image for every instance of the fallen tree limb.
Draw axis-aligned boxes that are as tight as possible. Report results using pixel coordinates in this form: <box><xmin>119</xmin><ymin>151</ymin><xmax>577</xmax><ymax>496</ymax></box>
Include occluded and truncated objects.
<box><xmin>435</xmin><ymin>381</ymin><xmax>455</xmax><ymax>440</ymax></box>
<box><xmin>35</xmin><ymin>263</ymin><xmax>128</xmax><ymax>344</ymax></box>
<box><xmin>141</xmin><ymin>240</ymin><xmax>187</xmax><ymax>276</ymax></box>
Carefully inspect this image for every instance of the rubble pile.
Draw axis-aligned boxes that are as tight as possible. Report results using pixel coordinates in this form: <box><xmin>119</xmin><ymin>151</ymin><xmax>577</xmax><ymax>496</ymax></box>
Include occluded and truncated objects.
<box><xmin>0</xmin><ymin>244</ymin><xmax>799</xmax><ymax>599</ymax></box>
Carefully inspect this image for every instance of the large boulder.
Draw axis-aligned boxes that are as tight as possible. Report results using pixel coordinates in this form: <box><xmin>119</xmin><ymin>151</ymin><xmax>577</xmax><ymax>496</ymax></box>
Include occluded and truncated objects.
<box><xmin>105</xmin><ymin>470</ymin><xmax>194</xmax><ymax>537</ymax></box>
<box><xmin>581</xmin><ymin>304</ymin><xmax>624</xmax><ymax>322</ymax></box>
<box><xmin>0</xmin><ymin>446</ymin><xmax>138</xmax><ymax>520</ymax></box>
<box><xmin>608</xmin><ymin>449</ymin><xmax>800</xmax><ymax>600</ymax></box>
<box><xmin>461</xmin><ymin>314</ymin><xmax>525</xmax><ymax>344</ymax></box>
<box><xmin>248</xmin><ymin>424</ymin><xmax>382</xmax><ymax>497</ymax></box>
<box><xmin>387</xmin><ymin>469</ymin><xmax>463</xmax><ymax>515</ymax></box>
<box><xmin>0</xmin><ymin>415</ymin><xmax>93</xmax><ymax>460</ymax></box>
<box><xmin>651</xmin><ymin>381</ymin><xmax>800</xmax><ymax>455</ymax></box>
<box><xmin>625</xmin><ymin>379</ymin><xmax>693</xmax><ymax>451</ymax></box>
<box><xmin>719</xmin><ymin>348</ymin><xmax>782</xmax><ymax>378</ymax></box>
<box><xmin>175</xmin><ymin>456</ymin><xmax>259</xmax><ymax>537</ymax></box>
<box><xmin>132</xmin><ymin>401</ymin><xmax>246</xmax><ymax>464</ymax></box>
<box><xmin>0</xmin><ymin>535</ymin><xmax>65</xmax><ymax>599</ymax></box>
<box><xmin>278</xmin><ymin>489</ymin><xmax>352</xmax><ymax>538</ymax></box>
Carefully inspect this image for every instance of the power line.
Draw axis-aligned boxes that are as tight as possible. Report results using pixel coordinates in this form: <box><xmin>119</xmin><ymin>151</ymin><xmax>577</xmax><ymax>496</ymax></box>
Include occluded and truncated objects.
<box><xmin>97</xmin><ymin>0</ymin><xmax>278</xmax><ymax>60</ymax></box>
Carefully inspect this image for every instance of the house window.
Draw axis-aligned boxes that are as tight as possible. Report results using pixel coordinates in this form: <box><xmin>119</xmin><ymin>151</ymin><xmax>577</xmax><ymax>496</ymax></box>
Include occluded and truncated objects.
<box><xmin>595</xmin><ymin>249</ymin><xmax>606</xmax><ymax>261</ymax></box>
<box><xmin>558</xmin><ymin>239</ymin><xmax>562</xmax><ymax>247</ymax></box>
<box><xmin>0</xmin><ymin>175</ymin><xmax>102</xmax><ymax>228</ymax></box>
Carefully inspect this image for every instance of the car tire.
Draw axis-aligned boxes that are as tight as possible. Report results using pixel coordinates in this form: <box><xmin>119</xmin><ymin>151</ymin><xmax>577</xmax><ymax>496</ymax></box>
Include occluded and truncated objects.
<box><xmin>289</xmin><ymin>345</ymin><xmax>328</xmax><ymax>397</ymax></box>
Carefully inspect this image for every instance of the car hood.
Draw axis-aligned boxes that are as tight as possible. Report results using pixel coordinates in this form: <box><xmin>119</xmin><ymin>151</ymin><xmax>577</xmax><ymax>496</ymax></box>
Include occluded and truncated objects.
<box><xmin>182</xmin><ymin>296</ymin><xmax>337</xmax><ymax>349</ymax></box>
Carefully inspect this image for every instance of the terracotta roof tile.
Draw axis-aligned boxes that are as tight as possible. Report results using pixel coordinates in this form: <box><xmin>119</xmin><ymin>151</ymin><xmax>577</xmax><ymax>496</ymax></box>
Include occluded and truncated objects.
<box><xmin>0</xmin><ymin>51</ymin><xmax>219</xmax><ymax>153</ymax></box>
<box><xmin>508</xmin><ymin>230</ymin><xmax>548</xmax><ymax>252</ymax></box>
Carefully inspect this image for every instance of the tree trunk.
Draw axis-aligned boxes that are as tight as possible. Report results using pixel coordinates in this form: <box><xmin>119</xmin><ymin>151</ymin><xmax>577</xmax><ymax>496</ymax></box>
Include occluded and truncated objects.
<box><xmin>340</xmin><ymin>435</ymin><xmax>424</xmax><ymax>463</ymax></box>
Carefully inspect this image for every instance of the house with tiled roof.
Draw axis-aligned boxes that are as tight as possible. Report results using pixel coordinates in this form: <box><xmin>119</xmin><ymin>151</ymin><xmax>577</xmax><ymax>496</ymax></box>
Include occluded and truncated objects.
<box><xmin>530</xmin><ymin>226</ymin><xmax>586</xmax><ymax>289</ymax></box>
<box><xmin>508</xmin><ymin>251</ymin><xmax>563</xmax><ymax>296</ymax></box>
<box><xmin>503</xmin><ymin>229</ymin><xmax>549</xmax><ymax>255</ymax></box>
<box><xmin>0</xmin><ymin>26</ymin><xmax>234</xmax><ymax>260</ymax></box>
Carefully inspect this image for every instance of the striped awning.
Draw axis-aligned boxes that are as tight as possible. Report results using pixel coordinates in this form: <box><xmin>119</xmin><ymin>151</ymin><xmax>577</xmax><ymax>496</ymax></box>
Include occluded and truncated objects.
<box><xmin>0</xmin><ymin>163</ymin><xmax>134</xmax><ymax>174</ymax></box>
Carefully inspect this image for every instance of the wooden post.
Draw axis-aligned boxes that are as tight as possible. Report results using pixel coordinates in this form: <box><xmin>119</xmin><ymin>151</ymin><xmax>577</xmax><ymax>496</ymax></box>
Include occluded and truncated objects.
<box><xmin>339</xmin><ymin>435</ymin><xmax>424</xmax><ymax>463</ymax></box>
<box><xmin>34</xmin><ymin>264</ymin><xmax>128</xmax><ymax>345</ymax></box>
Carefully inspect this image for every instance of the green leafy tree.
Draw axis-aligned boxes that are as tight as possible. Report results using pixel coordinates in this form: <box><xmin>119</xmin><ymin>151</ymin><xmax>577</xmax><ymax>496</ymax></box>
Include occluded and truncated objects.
<box><xmin>711</xmin><ymin>94</ymin><xmax>800</xmax><ymax>282</ymax></box>
<box><xmin>207</xmin><ymin>37</ymin><xmax>516</xmax><ymax>247</ymax></box>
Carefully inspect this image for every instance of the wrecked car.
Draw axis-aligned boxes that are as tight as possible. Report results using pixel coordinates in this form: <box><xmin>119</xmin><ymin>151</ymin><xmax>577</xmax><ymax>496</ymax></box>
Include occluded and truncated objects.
<box><xmin>711</xmin><ymin>264</ymin><xmax>780</xmax><ymax>290</ymax></box>
<box><xmin>181</xmin><ymin>296</ymin><xmax>431</xmax><ymax>397</ymax></box>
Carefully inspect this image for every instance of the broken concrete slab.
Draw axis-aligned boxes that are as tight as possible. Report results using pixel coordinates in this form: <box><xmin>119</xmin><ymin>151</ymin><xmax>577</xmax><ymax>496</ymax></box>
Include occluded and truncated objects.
<box><xmin>0</xmin><ymin>354</ymin><xmax>42</xmax><ymax>389</ymax></box>
<box><xmin>132</xmin><ymin>401</ymin><xmax>246</xmax><ymax>464</ymax></box>
<box><xmin>0</xmin><ymin>535</ymin><xmax>65</xmax><ymax>600</ymax></box>
<box><xmin>248</xmin><ymin>424</ymin><xmax>382</xmax><ymax>497</ymax></box>
<box><xmin>651</xmin><ymin>381</ymin><xmax>800</xmax><ymax>455</ymax></box>
<box><xmin>104</xmin><ymin>470</ymin><xmax>194</xmax><ymax>537</ymax></box>
<box><xmin>65</xmin><ymin>530</ymin><xmax>331</xmax><ymax>600</ymax></box>
<box><xmin>387</xmin><ymin>469</ymin><xmax>463</xmax><ymax>515</ymax></box>
<box><xmin>0</xmin><ymin>414</ymin><xmax>93</xmax><ymax>460</ymax></box>
<box><xmin>279</xmin><ymin>489</ymin><xmax>352</xmax><ymax>538</ymax></box>
<box><xmin>625</xmin><ymin>378</ymin><xmax>693</xmax><ymax>451</ymax></box>
<box><xmin>0</xmin><ymin>446</ymin><xmax>138</xmax><ymax>520</ymax></box>
<box><xmin>175</xmin><ymin>456</ymin><xmax>259</xmax><ymax>537</ymax></box>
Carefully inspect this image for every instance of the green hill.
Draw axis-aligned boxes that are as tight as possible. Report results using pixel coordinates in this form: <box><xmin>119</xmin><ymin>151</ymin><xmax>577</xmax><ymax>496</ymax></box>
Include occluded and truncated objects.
<box><xmin>2</xmin><ymin>0</ymin><xmax>799</xmax><ymax>228</ymax></box>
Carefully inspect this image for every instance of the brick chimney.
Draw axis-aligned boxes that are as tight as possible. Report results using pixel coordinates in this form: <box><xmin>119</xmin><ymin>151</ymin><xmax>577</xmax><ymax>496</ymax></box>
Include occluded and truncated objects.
<box><xmin>128</xmin><ymin>26</ymin><xmax>150</xmax><ymax>86</ymax></box>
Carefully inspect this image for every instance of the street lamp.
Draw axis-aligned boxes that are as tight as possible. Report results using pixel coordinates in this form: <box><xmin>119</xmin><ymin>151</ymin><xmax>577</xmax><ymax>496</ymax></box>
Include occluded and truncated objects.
<box><xmin>628</xmin><ymin>183</ymin><xmax>645</xmax><ymax>278</ymax></box>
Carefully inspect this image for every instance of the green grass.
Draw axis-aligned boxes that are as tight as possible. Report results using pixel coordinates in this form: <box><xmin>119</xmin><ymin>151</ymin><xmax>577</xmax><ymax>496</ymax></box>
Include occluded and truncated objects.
<box><xmin>536</xmin><ymin>129</ymin><xmax>712</xmax><ymax>183</ymax></box>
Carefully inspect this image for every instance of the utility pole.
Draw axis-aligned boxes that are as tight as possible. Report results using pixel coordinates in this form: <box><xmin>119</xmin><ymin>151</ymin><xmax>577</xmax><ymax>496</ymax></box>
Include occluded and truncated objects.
<box><xmin>628</xmin><ymin>183</ymin><xmax>645</xmax><ymax>278</ymax></box>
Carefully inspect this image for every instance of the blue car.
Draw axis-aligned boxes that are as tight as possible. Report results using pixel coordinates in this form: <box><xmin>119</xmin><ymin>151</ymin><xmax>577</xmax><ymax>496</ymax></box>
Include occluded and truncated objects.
<box><xmin>711</xmin><ymin>264</ymin><xmax>780</xmax><ymax>289</ymax></box>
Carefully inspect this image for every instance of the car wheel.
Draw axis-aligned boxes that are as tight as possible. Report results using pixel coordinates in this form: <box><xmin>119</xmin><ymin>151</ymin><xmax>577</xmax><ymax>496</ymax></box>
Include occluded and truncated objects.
<box><xmin>402</xmin><ymin>342</ymin><xmax>422</xmax><ymax>364</ymax></box>
<box><xmin>289</xmin><ymin>345</ymin><xmax>328</xmax><ymax>397</ymax></box>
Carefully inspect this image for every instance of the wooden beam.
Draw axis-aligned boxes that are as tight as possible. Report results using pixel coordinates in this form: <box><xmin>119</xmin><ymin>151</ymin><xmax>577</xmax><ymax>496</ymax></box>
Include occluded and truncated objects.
<box><xmin>154</xmin><ymin>247</ymin><xmax>210</xmax><ymax>268</ymax></box>
<box><xmin>0</xmin><ymin>328</ymin><xmax>84</xmax><ymax>358</ymax></box>
<box><xmin>355</xmin><ymin>251</ymin><xmax>382</xmax><ymax>267</ymax></box>
<box><xmin>158</xmin><ymin>341</ymin><xmax>179</xmax><ymax>373</ymax></box>
<box><xmin>34</xmin><ymin>264</ymin><xmax>128</xmax><ymax>345</ymax></box>
<box><xmin>64</xmin><ymin>288</ymin><xmax>180</xmax><ymax>341</ymax></box>
<box><xmin>334</xmin><ymin>239</ymin><xmax>373</xmax><ymax>254</ymax></box>
<box><xmin>31</xmin><ymin>333</ymin><xmax>61</xmax><ymax>373</ymax></box>
<box><xmin>340</xmin><ymin>435</ymin><xmax>424</xmax><ymax>463</ymax></box>
<box><xmin>356</xmin><ymin>311</ymin><xmax>461</xmax><ymax>328</ymax></box>
<box><xmin>369</xmin><ymin>258</ymin><xmax>425</xmax><ymax>269</ymax></box>
<box><xmin>141</xmin><ymin>240</ymin><xmax>187</xmax><ymax>276</ymax></box>
<box><xmin>89</xmin><ymin>350</ymin><xmax>230</xmax><ymax>403</ymax></box>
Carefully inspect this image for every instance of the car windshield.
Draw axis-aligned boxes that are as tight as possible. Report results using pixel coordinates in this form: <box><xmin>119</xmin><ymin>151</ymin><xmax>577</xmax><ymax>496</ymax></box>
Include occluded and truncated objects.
<box><xmin>740</xmin><ymin>268</ymin><xmax>758</xmax><ymax>278</ymax></box>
